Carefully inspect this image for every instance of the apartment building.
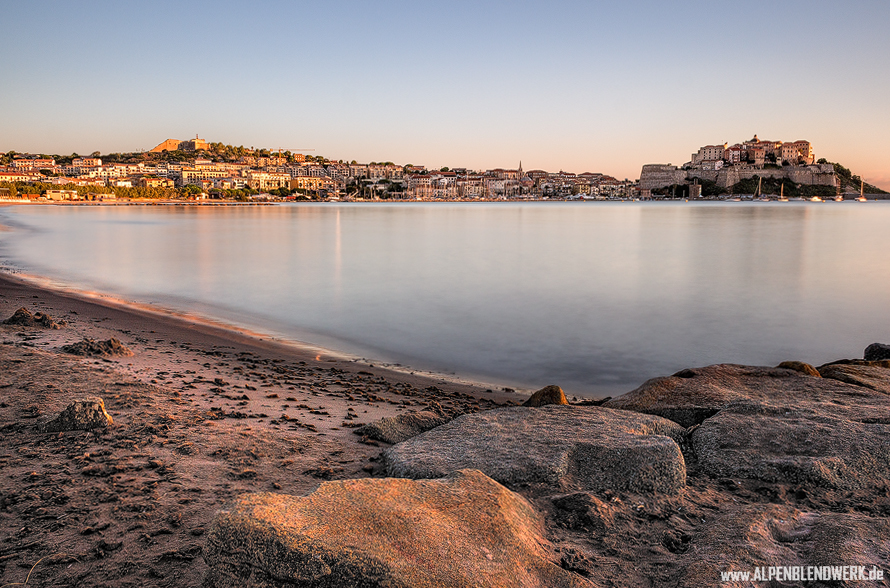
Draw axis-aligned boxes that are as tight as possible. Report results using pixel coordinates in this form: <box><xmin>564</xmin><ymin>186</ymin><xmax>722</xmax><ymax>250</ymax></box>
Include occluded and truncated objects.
<box><xmin>10</xmin><ymin>158</ymin><xmax>55</xmax><ymax>170</ymax></box>
<box><xmin>290</xmin><ymin>176</ymin><xmax>334</xmax><ymax>192</ymax></box>
<box><xmin>247</xmin><ymin>172</ymin><xmax>291</xmax><ymax>191</ymax></box>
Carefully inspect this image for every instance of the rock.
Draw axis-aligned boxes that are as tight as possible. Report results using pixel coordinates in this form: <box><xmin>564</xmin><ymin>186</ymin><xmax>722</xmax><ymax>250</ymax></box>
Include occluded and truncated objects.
<box><xmin>552</xmin><ymin>492</ymin><xmax>615</xmax><ymax>534</ymax></box>
<box><xmin>776</xmin><ymin>360</ymin><xmax>820</xmax><ymax>378</ymax></box>
<box><xmin>676</xmin><ymin>505</ymin><xmax>890</xmax><ymax>588</ymax></box>
<box><xmin>353</xmin><ymin>409</ymin><xmax>449</xmax><ymax>444</ymax></box>
<box><xmin>61</xmin><ymin>337</ymin><xmax>133</xmax><ymax>357</ymax></box>
<box><xmin>818</xmin><ymin>361</ymin><xmax>890</xmax><ymax>395</ymax></box>
<box><xmin>522</xmin><ymin>384</ymin><xmax>568</xmax><ymax>407</ymax></box>
<box><xmin>605</xmin><ymin>363</ymin><xmax>890</xmax><ymax>427</ymax></box>
<box><xmin>608</xmin><ymin>363</ymin><xmax>890</xmax><ymax>488</ymax></box>
<box><xmin>383</xmin><ymin>405</ymin><xmax>686</xmax><ymax>494</ymax></box>
<box><xmin>203</xmin><ymin>469</ymin><xmax>591</xmax><ymax>588</ymax></box>
<box><xmin>42</xmin><ymin>398</ymin><xmax>113</xmax><ymax>432</ymax></box>
<box><xmin>3</xmin><ymin>307</ymin><xmax>63</xmax><ymax>329</ymax></box>
<box><xmin>865</xmin><ymin>342</ymin><xmax>890</xmax><ymax>361</ymax></box>
<box><xmin>691</xmin><ymin>402</ymin><xmax>890</xmax><ymax>489</ymax></box>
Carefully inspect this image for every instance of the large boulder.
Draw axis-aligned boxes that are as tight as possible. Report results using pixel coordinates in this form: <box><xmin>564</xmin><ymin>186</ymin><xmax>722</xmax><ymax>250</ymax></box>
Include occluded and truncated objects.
<box><xmin>42</xmin><ymin>398</ymin><xmax>113</xmax><ymax>432</ymax></box>
<box><xmin>203</xmin><ymin>469</ymin><xmax>592</xmax><ymax>588</ymax></box>
<box><xmin>608</xmin><ymin>363</ymin><xmax>890</xmax><ymax>488</ymax></box>
<box><xmin>353</xmin><ymin>409</ymin><xmax>450</xmax><ymax>444</ymax></box>
<box><xmin>677</xmin><ymin>504</ymin><xmax>890</xmax><ymax>587</ymax></box>
<box><xmin>605</xmin><ymin>363</ymin><xmax>890</xmax><ymax>427</ymax></box>
<box><xmin>691</xmin><ymin>403</ymin><xmax>890</xmax><ymax>489</ymax></box>
<box><xmin>818</xmin><ymin>361</ymin><xmax>890</xmax><ymax>395</ymax></box>
<box><xmin>383</xmin><ymin>405</ymin><xmax>686</xmax><ymax>494</ymax></box>
<box><xmin>523</xmin><ymin>384</ymin><xmax>568</xmax><ymax>407</ymax></box>
<box><xmin>864</xmin><ymin>342</ymin><xmax>890</xmax><ymax>361</ymax></box>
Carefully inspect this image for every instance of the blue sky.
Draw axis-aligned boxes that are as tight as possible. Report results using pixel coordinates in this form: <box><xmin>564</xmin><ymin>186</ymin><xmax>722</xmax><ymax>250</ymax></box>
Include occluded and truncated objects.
<box><xmin>3</xmin><ymin>0</ymin><xmax>889</xmax><ymax>187</ymax></box>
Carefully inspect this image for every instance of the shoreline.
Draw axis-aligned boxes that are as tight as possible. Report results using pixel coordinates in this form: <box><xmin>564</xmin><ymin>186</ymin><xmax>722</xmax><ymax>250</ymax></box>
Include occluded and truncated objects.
<box><xmin>0</xmin><ymin>271</ymin><xmax>520</xmax><ymax>406</ymax></box>
<box><xmin>0</xmin><ymin>269</ymin><xmax>518</xmax><ymax>586</ymax></box>
<box><xmin>0</xmin><ymin>269</ymin><xmax>528</xmax><ymax>401</ymax></box>
<box><xmin>3</xmin><ymin>269</ymin><xmax>890</xmax><ymax>586</ymax></box>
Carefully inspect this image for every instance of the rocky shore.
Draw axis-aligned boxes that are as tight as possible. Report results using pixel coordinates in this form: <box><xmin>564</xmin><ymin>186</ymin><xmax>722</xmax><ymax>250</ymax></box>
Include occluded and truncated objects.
<box><xmin>1</xmin><ymin>273</ymin><xmax>889</xmax><ymax>587</ymax></box>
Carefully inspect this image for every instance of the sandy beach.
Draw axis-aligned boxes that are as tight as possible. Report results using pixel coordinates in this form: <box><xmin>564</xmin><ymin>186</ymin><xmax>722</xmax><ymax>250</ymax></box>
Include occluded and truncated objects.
<box><xmin>0</xmin><ymin>272</ymin><xmax>516</xmax><ymax>586</ymax></box>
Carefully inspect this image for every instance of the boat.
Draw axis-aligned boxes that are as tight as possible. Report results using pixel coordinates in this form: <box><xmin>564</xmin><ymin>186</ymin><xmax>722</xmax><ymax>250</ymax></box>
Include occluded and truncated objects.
<box><xmin>753</xmin><ymin>177</ymin><xmax>767</xmax><ymax>201</ymax></box>
<box><xmin>856</xmin><ymin>180</ymin><xmax>868</xmax><ymax>202</ymax></box>
<box><xmin>752</xmin><ymin>177</ymin><xmax>771</xmax><ymax>201</ymax></box>
<box><xmin>810</xmin><ymin>196</ymin><xmax>823</xmax><ymax>202</ymax></box>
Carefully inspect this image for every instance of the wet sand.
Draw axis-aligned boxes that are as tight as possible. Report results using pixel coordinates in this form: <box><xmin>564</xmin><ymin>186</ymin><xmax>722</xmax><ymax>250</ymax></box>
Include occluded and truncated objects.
<box><xmin>0</xmin><ymin>272</ymin><xmax>518</xmax><ymax>586</ymax></box>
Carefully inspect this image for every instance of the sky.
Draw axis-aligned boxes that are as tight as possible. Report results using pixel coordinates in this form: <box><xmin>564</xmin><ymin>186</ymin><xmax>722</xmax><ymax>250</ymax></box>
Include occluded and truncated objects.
<box><xmin>3</xmin><ymin>0</ymin><xmax>889</xmax><ymax>188</ymax></box>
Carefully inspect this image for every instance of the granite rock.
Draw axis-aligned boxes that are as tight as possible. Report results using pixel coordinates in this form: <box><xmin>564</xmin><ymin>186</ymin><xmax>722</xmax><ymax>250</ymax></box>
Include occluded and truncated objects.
<box><xmin>353</xmin><ymin>409</ymin><xmax>450</xmax><ymax>444</ymax></box>
<box><xmin>203</xmin><ymin>469</ymin><xmax>592</xmax><ymax>588</ymax></box>
<box><xmin>605</xmin><ymin>363</ymin><xmax>890</xmax><ymax>427</ymax></box>
<box><xmin>818</xmin><ymin>361</ymin><xmax>890</xmax><ymax>395</ymax></box>
<box><xmin>691</xmin><ymin>402</ymin><xmax>890</xmax><ymax>489</ymax></box>
<box><xmin>776</xmin><ymin>360</ymin><xmax>821</xmax><ymax>377</ymax></box>
<box><xmin>677</xmin><ymin>504</ymin><xmax>890</xmax><ymax>587</ymax></box>
<box><xmin>383</xmin><ymin>405</ymin><xmax>686</xmax><ymax>494</ymax></box>
<box><xmin>522</xmin><ymin>384</ymin><xmax>569</xmax><ymax>407</ymax></box>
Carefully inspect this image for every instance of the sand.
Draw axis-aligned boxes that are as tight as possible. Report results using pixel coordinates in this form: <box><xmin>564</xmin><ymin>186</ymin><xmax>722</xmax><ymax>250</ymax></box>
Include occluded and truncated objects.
<box><xmin>0</xmin><ymin>273</ymin><xmax>517</xmax><ymax>587</ymax></box>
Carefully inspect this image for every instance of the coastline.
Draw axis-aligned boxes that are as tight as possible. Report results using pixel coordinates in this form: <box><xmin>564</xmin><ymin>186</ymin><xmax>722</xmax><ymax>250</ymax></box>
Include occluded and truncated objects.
<box><xmin>3</xmin><ymin>271</ymin><xmax>890</xmax><ymax>586</ymax></box>
<box><xmin>0</xmin><ymin>271</ymin><xmax>519</xmax><ymax>406</ymax></box>
<box><xmin>0</xmin><ymin>267</ymin><xmax>528</xmax><ymax>398</ymax></box>
<box><xmin>0</xmin><ymin>271</ymin><xmax>518</xmax><ymax>586</ymax></box>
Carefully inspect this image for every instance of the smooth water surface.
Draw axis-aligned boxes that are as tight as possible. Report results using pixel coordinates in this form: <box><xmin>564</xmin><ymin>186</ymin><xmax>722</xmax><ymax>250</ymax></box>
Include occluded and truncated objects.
<box><xmin>1</xmin><ymin>202</ymin><xmax>888</xmax><ymax>397</ymax></box>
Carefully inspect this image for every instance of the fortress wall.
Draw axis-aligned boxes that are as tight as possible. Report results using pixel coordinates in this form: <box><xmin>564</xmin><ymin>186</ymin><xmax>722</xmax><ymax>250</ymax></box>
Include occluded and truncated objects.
<box><xmin>639</xmin><ymin>165</ymin><xmax>689</xmax><ymax>190</ymax></box>
<box><xmin>662</xmin><ymin>165</ymin><xmax>837</xmax><ymax>190</ymax></box>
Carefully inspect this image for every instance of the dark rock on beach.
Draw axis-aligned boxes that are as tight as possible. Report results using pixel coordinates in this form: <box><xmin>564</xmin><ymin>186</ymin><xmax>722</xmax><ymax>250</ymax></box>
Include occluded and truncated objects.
<box><xmin>42</xmin><ymin>397</ymin><xmax>114</xmax><ymax>432</ymax></box>
<box><xmin>203</xmin><ymin>469</ymin><xmax>591</xmax><ymax>588</ymax></box>
<box><xmin>61</xmin><ymin>337</ymin><xmax>134</xmax><ymax>357</ymax></box>
<box><xmin>382</xmin><ymin>405</ymin><xmax>686</xmax><ymax>494</ymax></box>
<box><xmin>522</xmin><ymin>384</ymin><xmax>569</xmax><ymax>407</ymax></box>
<box><xmin>4</xmin><ymin>307</ymin><xmax>63</xmax><ymax>329</ymax></box>
<box><xmin>864</xmin><ymin>342</ymin><xmax>890</xmax><ymax>361</ymax></box>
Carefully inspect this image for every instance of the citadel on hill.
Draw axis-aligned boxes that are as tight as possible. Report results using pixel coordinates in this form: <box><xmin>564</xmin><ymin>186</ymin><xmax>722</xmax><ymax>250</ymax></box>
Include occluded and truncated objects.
<box><xmin>639</xmin><ymin>135</ymin><xmax>837</xmax><ymax>197</ymax></box>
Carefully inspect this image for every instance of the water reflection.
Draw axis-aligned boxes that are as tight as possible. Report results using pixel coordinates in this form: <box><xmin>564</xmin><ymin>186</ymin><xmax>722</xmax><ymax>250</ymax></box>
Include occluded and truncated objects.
<box><xmin>0</xmin><ymin>202</ymin><xmax>888</xmax><ymax>397</ymax></box>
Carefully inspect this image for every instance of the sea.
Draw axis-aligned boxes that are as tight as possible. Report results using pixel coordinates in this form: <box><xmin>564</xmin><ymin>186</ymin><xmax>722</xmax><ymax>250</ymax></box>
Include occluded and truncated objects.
<box><xmin>1</xmin><ymin>201</ymin><xmax>888</xmax><ymax>398</ymax></box>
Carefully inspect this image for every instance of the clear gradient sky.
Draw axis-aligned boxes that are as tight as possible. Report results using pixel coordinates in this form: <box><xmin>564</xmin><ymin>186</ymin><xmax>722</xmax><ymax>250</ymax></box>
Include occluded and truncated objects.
<box><xmin>3</xmin><ymin>1</ymin><xmax>889</xmax><ymax>187</ymax></box>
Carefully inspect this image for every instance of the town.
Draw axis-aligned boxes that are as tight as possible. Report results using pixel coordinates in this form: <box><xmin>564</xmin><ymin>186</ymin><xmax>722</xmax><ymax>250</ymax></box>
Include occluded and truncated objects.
<box><xmin>0</xmin><ymin>137</ymin><xmax>633</xmax><ymax>203</ymax></box>
<box><xmin>2</xmin><ymin>135</ymin><xmax>883</xmax><ymax>203</ymax></box>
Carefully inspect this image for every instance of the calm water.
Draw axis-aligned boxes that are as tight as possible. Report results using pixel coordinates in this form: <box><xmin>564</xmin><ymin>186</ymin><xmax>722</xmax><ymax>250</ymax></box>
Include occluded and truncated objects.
<box><xmin>1</xmin><ymin>202</ymin><xmax>888</xmax><ymax>397</ymax></box>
